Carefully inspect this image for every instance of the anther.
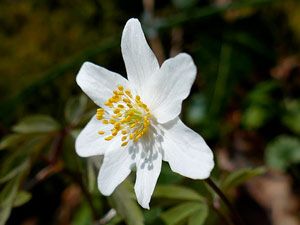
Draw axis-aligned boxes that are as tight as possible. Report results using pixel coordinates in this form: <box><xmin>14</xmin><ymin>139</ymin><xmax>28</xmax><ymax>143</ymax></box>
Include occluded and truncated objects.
<box><xmin>105</xmin><ymin>136</ymin><xmax>114</xmax><ymax>141</ymax></box>
<box><xmin>113</xmin><ymin>109</ymin><xmax>120</xmax><ymax>114</ymax></box>
<box><xmin>118</xmin><ymin>85</ymin><xmax>124</xmax><ymax>91</ymax></box>
<box><xmin>121</xmin><ymin>141</ymin><xmax>128</xmax><ymax>147</ymax></box>
<box><xmin>110</xmin><ymin>119</ymin><xmax>116</xmax><ymax>124</ymax></box>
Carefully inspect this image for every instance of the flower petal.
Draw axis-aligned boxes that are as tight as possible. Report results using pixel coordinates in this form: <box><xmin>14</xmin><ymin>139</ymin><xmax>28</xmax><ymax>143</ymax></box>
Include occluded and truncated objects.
<box><xmin>160</xmin><ymin>117</ymin><xmax>214</xmax><ymax>179</ymax></box>
<box><xmin>143</xmin><ymin>53</ymin><xmax>197</xmax><ymax>124</ymax></box>
<box><xmin>121</xmin><ymin>18</ymin><xmax>159</xmax><ymax>96</ymax></box>
<box><xmin>98</xmin><ymin>139</ymin><xmax>136</xmax><ymax>196</ymax></box>
<box><xmin>75</xmin><ymin>115</ymin><xmax>113</xmax><ymax>157</ymax></box>
<box><xmin>134</xmin><ymin>136</ymin><xmax>162</xmax><ymax>209</ymax></box>
<box><xmin>76</xmin><ymin>62</ymin><xmax>129</xmax><ymax>108</ymax></box>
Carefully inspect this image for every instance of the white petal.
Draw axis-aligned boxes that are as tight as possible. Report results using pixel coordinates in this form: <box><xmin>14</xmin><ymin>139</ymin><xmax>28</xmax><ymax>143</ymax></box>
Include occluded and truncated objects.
<box><xmin>134</xmin><ymin>133</ymin><xmax>162</xmax><ymax>209</ymax></box>
<box><xmin>143</xmin><ymin>53</ymin><xmax>197</xmax><ymax>124</ymax></box>
<box><xmin>75</xmin><ymin>115</ymin><xmax>113</xmax><ymax>157</ymax></box>
<box><xmin>97</xmin><ymin>138</ymin><xmax>136</xmax><ymax>196</ymax></box>
<box><xmin>76</xmin><ymin>62</ymin><xmax>129</xmax><ymax>108</ymax></box>
<box><xmin>159</xmin><ymin>117</ymin><xmax>214</xmax><ymax>179</ymax></box>
<box><xmin>121</xmin><ymin>18</ymin><xmax>159</xmax><ymax>96</ymax></box>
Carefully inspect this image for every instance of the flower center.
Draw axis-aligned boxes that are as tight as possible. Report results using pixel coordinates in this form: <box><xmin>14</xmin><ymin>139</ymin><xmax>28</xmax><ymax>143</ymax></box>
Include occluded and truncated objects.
<box><xmin>96</xmin><ymin>85</ymin><xmax>151</xmax><ymax>147</ymax></box>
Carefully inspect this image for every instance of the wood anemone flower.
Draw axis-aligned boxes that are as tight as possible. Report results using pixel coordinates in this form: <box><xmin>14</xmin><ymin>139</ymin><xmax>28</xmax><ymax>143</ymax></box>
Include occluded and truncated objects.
<box><xmin>75</xmin><ymin>18</ymin><xmax>214</xmax><ymax>209</ymax></box>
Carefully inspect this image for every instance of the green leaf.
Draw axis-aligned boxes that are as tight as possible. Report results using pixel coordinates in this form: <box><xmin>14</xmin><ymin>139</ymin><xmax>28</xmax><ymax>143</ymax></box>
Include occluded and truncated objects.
<box><xmin>152</xmin><ymin>185</ymin><xmax>203</xmax><ymax>201</ymax></box>
<box><xmin>158</xmin><ymin>162</ymin><xmax>183</xmax><ymax>185</ymax></box>
<box><xmin>13</xmin><ymin>191</ymin><xmax>32</xmax><ymax>207</ymax></box>
<box><xmin>13</xmin><ymin>115</ymin><xmax>60</xmax><ymax>133</ymax></box>
<box><xmin>242</xmin><ymin>105</ymin><xmax>269</xmax><ymax>129</ymax></box>
<box><xmin>104</xmin><ymin>216</ymin><xmax>123</xmax><ymax>225</ymax></box>
<box><xmin>87</xmin><ymin>160</ymin><xmax>97</xmax><ymax>193</ymax></box>
<box><xmin>282</xmin><ymin>99</ymin><xmax>300</xmax><ymax>135</ymax></box>
<box><xmin>0</xmin><ymin>134</ymin><xmax>27</xmax><ymax>150</ymax></box>
<box><xmin>0</xmin><ymin>175</ymin><xmax>21</xmax><ymax>225</ymax></box>
<box><xmin>109</xmin><ymin>180</ymin><xmax>144</xmax><ymax>225</ymax></box>
<box><xmin>187</xmin><ymin>204</ymin><xmax>208</xmax><ymax>225</ymax></box>
<box><xmin>0</xmin><ymin>175</ymin><xmax>21</xmax><ymax>207</ymax></box>
<box><xmin>265</xmin><ymin>135</ymin><xmax>300</xmax><ymax>171</ymax></box>
<box><xmin>161</xmin><ymin>202</ymin><xmax>204</xmax><ymax>225</ymax></box>
<box><xmin>0</xmin><ymin>205</ymin><xmax>12</xmax><ymax>225</ymax></box>
<box><xmin>144</xmin><ymin>207</ymin><xmax>162</xmax><ymax>225</ymax></box>
<box><xmin>172</xmin><ymin>0</ymin><xmax>198</xmax><ymax>9</ymax></box>
<box><xmin>222</xmin><ymin>167</ymin><xmax>265</xmax><ymax>191</ymax></box>
<box><xmin>0</xmin><ymin>153</ymin><xmax>30</xmax><ymax>184</ymax></box>
<box><xmin>71</xmin><ymin>201</ymin><xmax>93</xmax><ymax>225</ymax></box>
<box><xmin>246</xmin><ymin>81</ymin><xmax>279</xmax><ymax>105</ymax></box>
<box><xmin>65</xmin><ymin>94</ymin><xmax>88</xmax><ymax>124</ymax></box>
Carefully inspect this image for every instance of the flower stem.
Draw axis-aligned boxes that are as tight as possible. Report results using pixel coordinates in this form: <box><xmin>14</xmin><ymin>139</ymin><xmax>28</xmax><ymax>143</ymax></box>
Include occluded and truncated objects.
<box><xmin>205</xmin><ymin>178</ymin><xmax>244</xmax><ymax>225</ymax></box>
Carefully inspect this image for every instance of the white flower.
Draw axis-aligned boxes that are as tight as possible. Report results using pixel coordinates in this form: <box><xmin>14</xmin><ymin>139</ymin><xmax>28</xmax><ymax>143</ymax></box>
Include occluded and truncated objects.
<box><xmin>75</xmin><ymin>18</ymin><xmax>214</xmax><ymax>209</ymax></box>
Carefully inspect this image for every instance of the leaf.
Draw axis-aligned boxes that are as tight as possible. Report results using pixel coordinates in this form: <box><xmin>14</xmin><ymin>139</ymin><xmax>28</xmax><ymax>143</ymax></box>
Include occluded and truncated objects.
<box><xmin>109</xmin><ymin>180</ymin><xmax>144</xmax><ymax>225</ymax></box>
<box><xmin>0</xmin><ymin>175</ymin><xmax>21</xmax><ymax>225</ymax></box>
<box><xmin>188</xmin><ymin>204</ymin><xmax>208</xmax><ymax>225</ymax></box>
<box><xmin>13</xmin><ymin>115</ymin><xmax>60</xmax><ymax>133</ymax></box>
<box><xmin>0</xmin><ymin>134</ymin><xmax>27</xmax><ymax>150</ymax></box>
<box><xmin>161</xmin><ymin>202</ymin><xmax>204</xmax><ymax>225</ymax></box>
<box><xmin>0</xmin><ymin>153</ymin><xmax>30</xmax><ymax>184</ymax></box>
<box><xmin>104</xmin><ymin>216</ymin><xmax>123</xmax><ymax>225</ymax></box>
<box><xmin>144</xmin><ymin>207</ymin><xmax>162</xmax><ymax>225</ymax></box>
<box><xmin>282</xmin><ymin>99</ymin><xmax>300</xmax><ymax>135</ymax></box>
<box><xmin>0</xmin><ymin>205</ymin><xmax>12</xmax><ymax>225</ymax></box>
<box><xmin>152</xmin><ymin>185</ymin><xmax>203</xmax><ymax>201</ymax></box>
<box><xmin>172</xmin><ymin>0</ymin><xmax>198</xmax><ymax>9</ymax></box>
<box><xmin>87</xmin><ymin>160</ymin><xmax>97</xmax><ymax>193</ymax></box>
<box><xmin>71</xmin><ymin>201</ymin><xmax>93</xmax><ymax>225</ymax></box>
<box><xmin>265</xmin><ymin>135</ymin><xmax>300</xmax><ymax>171</ymax></box>
<box><xmin>0</xmin><ymin>175</ymin><xmax>21</xmax><ymax>207</ymax></box>
<box><xmin>13</xmin><ymin>191</ymin><xmax>32</xmax><ymax>207</ymax></box>
<box><xmin>65</xmin><ymin>94</ymin><xmax>88</xmax><ymax>124</ymax></box>
<box><xmin>242</xmin><ymin>105</ymin><xmax>269</xmax><ymax>129</ymax></box>
<box><xmin>246</xmin><ymin>81</ymin><xmax>279</xmax><ymax>105</ymax></box>
<box><xmin>222</xmin><ymin>167</ymin><xmax>265</xmax><ymax>191</ymax></box>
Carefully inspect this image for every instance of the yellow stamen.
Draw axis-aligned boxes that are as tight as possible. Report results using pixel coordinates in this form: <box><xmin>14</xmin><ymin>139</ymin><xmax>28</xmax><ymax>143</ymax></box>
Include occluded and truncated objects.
<box><xmin>113</xmin><ymin>109</ymin><xmax>120</xmax><ymax>114</ymax></box>
<box><xmin>105</xmin><ymin>136</ymin><xmax>114</xmax><ymax>141</ymax></box>
<box><xmin>96</xmin><ymin>115</ymin><xmax>103</xmax><ymax>120</ymax></box>
<box><xmin>130</xmin><ymin>123</ymin><xmax>137</xmax><ymax>128</ymax></box>
<box><xmin>129</xmin><ymin>134</ymin><xmax>134</xmax><ymax>140</ymax></box>
<box><xmin>121</xmin><ymin>141</ymin><xmax>128</xmax><ymax>147</ymax></box>
<box><xmin>123</xmin><ymin>98</ymin><xmax>130</xmax><ymax>103</ymax></box>
<box><xmin>96</xmin><ymin>87</ymin><xmax>152</xmax><ymax>145</ymax></box>
<box><xmin>110</xmin><ymin>119</ymin><xmax>116</xmax><ymax>124</ymax></box>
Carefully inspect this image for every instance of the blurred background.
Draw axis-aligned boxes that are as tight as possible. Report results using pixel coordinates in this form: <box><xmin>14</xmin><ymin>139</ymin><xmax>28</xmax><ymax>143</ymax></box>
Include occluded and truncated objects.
<box><xmin>1</xmin><ymin>0</ymin><xmax>300</xmax><ymax>224</ymax></box>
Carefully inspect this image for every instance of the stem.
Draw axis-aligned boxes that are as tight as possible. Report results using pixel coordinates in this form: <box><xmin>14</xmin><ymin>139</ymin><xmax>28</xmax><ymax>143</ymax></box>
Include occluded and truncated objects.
<box><xmin>205</xmin><ymin>178</ymin><xmax>244</xmax><ymax>225</ymax></box>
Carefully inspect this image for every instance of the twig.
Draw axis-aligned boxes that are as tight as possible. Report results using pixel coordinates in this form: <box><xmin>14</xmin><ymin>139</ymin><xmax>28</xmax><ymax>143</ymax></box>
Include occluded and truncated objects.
<box><xmin>205</xmin><ymin>178</ymin><xmax>244</xmax><ymax>225</ymax></box>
